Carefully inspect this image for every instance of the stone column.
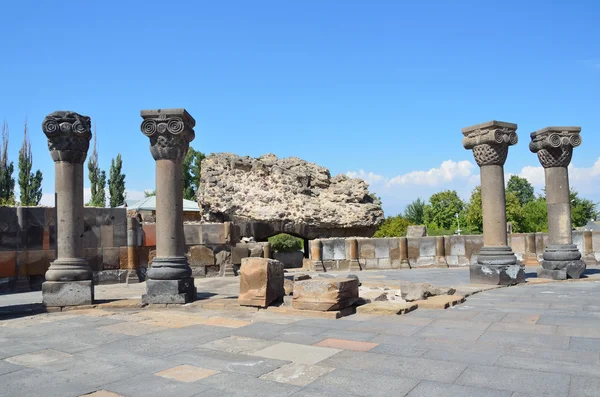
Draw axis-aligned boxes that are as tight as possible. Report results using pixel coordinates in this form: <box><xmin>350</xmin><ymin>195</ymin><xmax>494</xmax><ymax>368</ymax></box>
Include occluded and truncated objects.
<box><xmin>530</xmin><ymin>126</ymin><xmax>585</xmax><ymax>279</ymax></box>
<box><xmin>310</xmin><ymin>240</ymin><xmax>324</xmax><ymax>271</ymax></box>
<box><xmin>263</xmin><ymin>242</ymin><xmax>271</xmax><ymax>259</ymax></box>
<box><xmin>463</xmin><ymin>120</ymin><xmax>524</xmax><ymax>285</ymax></box>
<box><xmin>126</xmin><ymin>217</ymin><xmax>140</xmax><ymax>284</ymax></box>
<box><xmin>140</xmin><ymin>109</ymin><xmax>196</xmax><ymax>303</ymax></box>
<box><xmin>435</xmin><ymin>236</ymin><xmax>448</xmax><ymax>267</ymax></box>
<box><xmin>399</xmin><ymin>238</ymin><xmax>410</xmax><ymax>268</ymax></box>
<box><xmin>41</xmin><ymin>111</ymin><xmax>94</xmax><ymax>306</ymax></box>
<box><xmin>347</xmin><ymin>238</ymin><xmax>361</xmax><ymax>271</ymax></box>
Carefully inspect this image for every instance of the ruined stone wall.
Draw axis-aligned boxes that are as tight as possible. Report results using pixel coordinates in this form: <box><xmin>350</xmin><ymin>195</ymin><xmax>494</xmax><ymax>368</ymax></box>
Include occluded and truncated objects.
<box><xmin>308</xmin><ymin>232</ymin><xmax>599</xmax><ymax>271</ymax></box>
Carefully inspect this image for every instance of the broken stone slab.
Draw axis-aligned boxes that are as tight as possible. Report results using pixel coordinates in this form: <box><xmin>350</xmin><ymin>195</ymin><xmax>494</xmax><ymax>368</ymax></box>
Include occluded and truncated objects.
<box><xmin>416</xmin><ymin>295</ymin><xmax>465</xmax><ymax>310</ymax></box>
<box><xmin>238</xmin><ymin>258</ymin><xmax>284</xmax><ymax>308</ymax></box>
<box><xmin>356</xmin><ymin>301</ymin><xmax>417</xmax><ymax>315</ymax></box>
<box><xmin>292</xmin><ymin>278</ymin><xmax>359</xmax><ymax>311</ymax></box>
<box><xmin>402</xmin><ymin>283</ymin><xmax>431</xmax><ymax>302</ymax></box>
<box><xmin>357</xmin><ymin>290</ymin><xmax>388</xmax><ymax>304</ymax></box>
<box><xmin>469</xmin><ymin>263</ymin><xmax>525</xmax><ymax>286</ymax></box>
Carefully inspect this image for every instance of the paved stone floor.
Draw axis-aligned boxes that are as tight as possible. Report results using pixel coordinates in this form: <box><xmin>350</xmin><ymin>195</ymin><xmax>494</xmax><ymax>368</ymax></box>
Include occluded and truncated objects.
<box><xmin>2</xmin><ymin>269</ymin><xmax>600</xmax><ymax>396</ymax></box>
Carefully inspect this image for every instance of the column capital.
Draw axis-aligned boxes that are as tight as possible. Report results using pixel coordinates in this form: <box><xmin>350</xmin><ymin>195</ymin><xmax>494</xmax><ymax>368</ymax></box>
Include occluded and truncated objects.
<box><xmin>42</xmin><ymin>111</ymin><xmax>92</xmax><ymax>164</ymax></box>
<box><xmin>140</xmin><ymin>108</ymin><xmax>195</xmax><ymax>161</ymax></box>
<box><xmin>529</xmin><ymin>126</ymin><xmax>582</xmax><ymax>168</ymax></box>
<box><xmin>462</xmin><ymin>120</ymin><xmax>518</xmax><ymax>167</ymax></box>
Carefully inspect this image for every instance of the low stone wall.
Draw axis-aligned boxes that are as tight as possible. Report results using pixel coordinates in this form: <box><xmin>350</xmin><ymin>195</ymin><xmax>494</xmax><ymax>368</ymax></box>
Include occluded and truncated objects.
<box><xmin>308</xmin><ymin>231</ymin><xmax>600</xmax><ymax>271</ymax></box>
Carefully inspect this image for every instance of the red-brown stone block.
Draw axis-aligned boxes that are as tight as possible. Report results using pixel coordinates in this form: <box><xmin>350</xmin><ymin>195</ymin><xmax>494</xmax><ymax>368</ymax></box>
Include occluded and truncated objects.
<box><xmin>238</xmin><ymin>258</ymin><xmax>284</xmax><ymax>308</ymax></box>
<box><xmin>292</xmin><ymin>278</ymin><xmax>359</xmax><ymax>311</ymax></box>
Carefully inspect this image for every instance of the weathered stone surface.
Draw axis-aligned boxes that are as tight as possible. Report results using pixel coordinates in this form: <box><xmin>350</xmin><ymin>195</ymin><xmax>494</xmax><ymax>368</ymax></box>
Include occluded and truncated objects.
<box><xmin>284</xmin><ymin>277</ymin><xmax>294</xmax><ymax>296</ymax></box>
<box><xmin>187</xmin><ymin>245</ymin><xmax>214</xmax><ymax>267</ymax></box>
<box><xmin>142</xmin><ymin>278</ymin><xmax>196</xmax><ymax>304</ymax></box>
<box><xmin>93</xmin><ymin>270</ymin><xmax>127</xmax><ymax>285</ymax></box>
<box><xmin>537</xmin><ymin>267</ymin><xmax>567</xmax><ymax>280</ymax></box>
<box><xmin>197</xmin><ymin>153</ymin><xmax>384</xmax><ymax>240</ymax></box>
<box><xmin>416</xmin><ymin>295</ymin><xmax>465</xmax><ymax>309</ymax></box>
<box><xmin>214</xmin><ymin>249</ymin><xmax>231</xmax><ymax>266</ymax></box>
<box><xmin>292</xmin><ymin>278</ymin><xmax>359</xmax><ymax>311</ymax></box>
<box><xmin>273</xmin><ymin>251</ymin><xmax>304</xmax><ymax>268</ymax></box>
<box><xmin>356</xmin><ymin>301</ymin><xmax>417</xmax><ymax>315</ymax></box>
<box><xmin>358</xmin><ymin>290</ymin><xmax>388</xmax><ymax>303</ymax></box>
<box><xmin>231</xmin><ymin>247</ymin><xmax>249</xmax><ymax>265</ymax></box>
<box><xmin>407</xmin><ymin>225</ymin><xmax>427</xmax><ymax>238</ymax></box>
<box><xmin>238</xmin><ymin>258</ymin><xmax>284</xmax><ymax>307</ymax></box>
<box><xmin>42</xmin><ymin>280</ymin><xmax>94</xmax><ymax>306</ymax></box>
<box><xmin>470</xmin><ymin>263</ymin><xmax>525</xmax><ymax>285</ymax></box>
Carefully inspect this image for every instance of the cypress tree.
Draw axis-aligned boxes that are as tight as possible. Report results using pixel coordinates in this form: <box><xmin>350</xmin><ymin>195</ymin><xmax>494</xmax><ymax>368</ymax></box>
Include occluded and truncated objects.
<box><xmin>18</xmin><ymin>119</ymin><xmax>43</xmax><ymax>205</ymax></box>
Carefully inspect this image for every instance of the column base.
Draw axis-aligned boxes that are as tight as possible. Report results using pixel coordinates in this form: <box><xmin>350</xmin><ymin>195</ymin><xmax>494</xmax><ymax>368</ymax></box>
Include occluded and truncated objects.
<box><xmin>45</xmin><ymin>258</ymin><xmax>92</xmax><ymax>281</ymax></box>
<box><xmin>349</xmin><ymin>260</ymin><xmax>362</xmax><ymax>271</ymax></box>
<box><xmin>126</xmin><ymin>269</ymin><xmax>141</xmax><ymax>284</ymax></box>
<box><xmin>42</xmin><ymin>280</ymin><xmax>94</xmax><ymax>307</ymax></box>
<box><xmin>541</xmin><ymin>244</ymin><xmax>586</xmax><ymax>279</ymax></box>
<box><xmin>147</xmin><ymin>257</ymin><xmax>192</xmax><ymax>280</ymax></box>
<box><xmin>142</xmin><ymin>278</ymin><xmax>196</xmax><ymax>304</ymax></box>
<box><xmin>537</xmin><ymin>267</ymin><xmax>567</xmax><ymax>280</ymax></box>
<box><xmin>471</xmin><ymin>246</ymin><xmax>524</xmax><ymax>285</ymax></box>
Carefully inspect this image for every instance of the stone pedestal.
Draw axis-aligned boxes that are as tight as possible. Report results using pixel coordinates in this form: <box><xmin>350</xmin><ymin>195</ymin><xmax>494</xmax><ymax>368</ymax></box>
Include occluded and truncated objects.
<box><xmin>238</xmin><ymin>258</ymin><xmax>284</xmax><ymax>307</ymax></box>
<box><xmin>140</xmin><ymin>109</ymin><xmax>197</xmax><ymax>303</ymax></box>
<box><xmin>463</xmin><ymin>120</ymin><xmax>524</xmax><ymax>285</ymax></box>
<box><xmin>530</xmin><ymin>127</ymin><xmax>585</xmax><ymax>280</ymax></box>
<box><xmin>293</xmin><ymin>278</ymin><xmax>359</xmax><ymax>311</ymax></box>
<box><xmin>41</xmin><ymin>111</ymin><xmax>94</xmax><ymax>306</ymax></box>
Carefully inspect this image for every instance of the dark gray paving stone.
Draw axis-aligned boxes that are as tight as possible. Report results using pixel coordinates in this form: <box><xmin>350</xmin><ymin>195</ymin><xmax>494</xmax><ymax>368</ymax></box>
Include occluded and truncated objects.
<box><xmin>478</xmin><ymin>331</ymin><xmax>570</xmax><ymax>349</ymax></box>
<box><xmin>568</xmin><ymin>376</ymin><xmax>600</xmax><ymax>397</ymax></box>
<box><xmin>0</xmin><ymin>368</ymin><xmax>93</xmax><ymax>397</ymax></box>
<box><xmin>318</xmin><ymin>350</ymin><xmax>388</xmax><ymax>371</ymax></box>
<box><xmin>29</xmin><ymin>328</ymin><xmax>132</xmax><ymax>353</ymax></box>
<box><xmin>103</xmin><ymin>372</ymin><xmax>213</xmax><ymax>397</ymax></box>
<box><xmin>423</xmin><ymin>348</ymin><xmax>501</xmax><ymax>366</ymax></box>
<box><xmin>537</xmin><ymin>315</ymin><xmax>600</xmax><ymax>328</ymax></box>
<box><xmin>374</xmin><ymin>354</ymin><xmax>468</xmax><ymax>382</ymax></box>
<box><xmin>276</xmin><ymin>325</ymin><xmax>330</xmax><ymax>337</ymax></box>
<box><xmin>290</xmin><ymin>388</ymin><xmax>360</xmax><ymax>397</ymax></box>
<box><xmin>570</xmin><ymin>337</ymin><xmax>600</xmax><ymax>352</ymax></box>
<box><xmin>231</xmin><ymin>322</ymin><xmax>294</xmax><ymax>339</ymax></box>
<box><xmin>271</xmin><ymin>333</ymin><xmax>327</xmax><ymax>345</ymax></box>
<box><xmin>369</xmin><ymin>334</ymin><xmax>425</xmax><ymax>347</ymax></box>
<box><xmin>369</xmin><ymin>343</ymin><xmax>428</xmax><ymax>358</ymax></box>
<box><xmin>306</xmin><ymin>368</ymin><xmax>419</xmax><ymax>397</ymax></box>
<box><xmin>168</xmin><ymin>348</ymin><xmax>290</xmax><ymax>377</ymax></box>
<box><xmin>314</xmin><ymin>329</ymin><xmax>378</xmax><ymax>342</ymax></box>
<box><xmin>506</xmin><ymin>344</ymin><xmax>600</xmax><ymax>365</ymax></box>
<box><xmin>406</xmin><ymin>380</ymin><xmax>511</xmax><ymax>397</ymax></box>
<box><xmin>34</xmin><ymin>356</ymin><xmax>140</xmax><ymax>387</ymax></box>
<box><xmin>414</xmin><ymin>325</ymin><xmax>486</xmax><ymax>341</ymax></box>
<box><xmin>455</xmin><ymin>364</ymin><xmax>570</xmax><ymax>396</ymax></box>
<box><xmin>344</xmin><ymin>321</ymin><xmax>423</xmax><ymax>336</ymax></box>
<box><xmin>292</xmin><ymin>318</ymin><xmax>356</xmax><ymax>330</ymax></box>
<box><xmin>496</xmin><ymin>355</ymin><xmax>600</xmax><ymax>378</ymax></box>
<box><xmin>192</xmin><ymin>387</ymin><xmax>248</xmax><ymax>397</ymax></box>
<box><xmin>197</xmin><ymin>372</ymin><xmax>300</xmax><ymax>396</ymax></box>
<box><xmin>0</xmin><ymin>360</ymin><xmax>21</xmax><ymax>376</ymax></box>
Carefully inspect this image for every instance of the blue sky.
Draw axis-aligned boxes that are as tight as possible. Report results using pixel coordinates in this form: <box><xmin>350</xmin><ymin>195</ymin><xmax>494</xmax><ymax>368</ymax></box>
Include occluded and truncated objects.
<box><xmin>1</xmin><ymin>0</ymin><xmax>599</xmax><ymax>215</ymax></box>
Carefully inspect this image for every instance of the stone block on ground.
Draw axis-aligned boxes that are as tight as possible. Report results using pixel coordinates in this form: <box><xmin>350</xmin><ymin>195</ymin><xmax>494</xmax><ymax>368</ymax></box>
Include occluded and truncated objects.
<box><xmin>142</xmin><ymin>278</ymin><xmax>196</xmax><ymax>304</ymax></box>
<box><xmin>470</xmin><ymin>263</ymin><xmax>525</xmax><ymax>285</ymax></box>
<box><xmin>238</xmin><ymin>257</ymin><xmax>285</xmax><ymax>308</ymax></box>
<box><xmin>358</xmin><ymin>289</ymin><xmax>388</xmax><ymax>304</ymax></box>
<box><xmin>416</xmin><ymin>295</ymin><xmax>465</xmax><ymax>309</ymax></box>
<box><xmin>42</xmin><ymin>280</ymin><xmax>94</xmax><ymax>307</ymax></box>
<box><xmin>356</xmin><ymin>301</ymin><xmax>418</xmax><ymax>315</ymax></box>
<box><xmin>292</xmin><ymin>277</ymin><xmax>359</xmax><ymax>311</ymax></box>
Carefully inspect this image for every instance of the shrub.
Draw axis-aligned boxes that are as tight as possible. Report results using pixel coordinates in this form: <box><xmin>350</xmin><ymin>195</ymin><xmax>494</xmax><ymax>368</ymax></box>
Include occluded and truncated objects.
<box><xmin>268</xmin><ymin>233</ymin><xmax>303</xmax><ymax>252</ymax></box>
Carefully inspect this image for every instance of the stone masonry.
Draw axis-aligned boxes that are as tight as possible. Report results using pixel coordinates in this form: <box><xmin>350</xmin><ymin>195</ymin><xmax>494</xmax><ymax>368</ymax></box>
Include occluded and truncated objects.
<box><xmin>41</xmin><ymin>111</ymin><xmax>95</xmax><ymax>306</ymax></box>
<box><xmin>140</xmin><ymin>109</ymin><xmax>197</xmax><ymax>304</ymax></box>
<box><xmin>462</xmin><ymin>120</ymin><xmax>525</xmax><ymax>285</ymax></box>
<box><xmin>530</xmin><ymin>126</ymin><xmax>586</xmax><ymax>279</ymax></box>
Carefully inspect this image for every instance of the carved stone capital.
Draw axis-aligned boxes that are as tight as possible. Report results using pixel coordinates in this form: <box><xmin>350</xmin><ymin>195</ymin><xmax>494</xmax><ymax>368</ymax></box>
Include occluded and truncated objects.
<box><xmin>529</xmin><ymin>126</ymin><xmax>582</xmax><ymax>168</ymax></box>
<box><xmin>42</xmin><ymin>111</ymin><xmax>92</xmax><ymax>164</ymax></box>
<box><xmin>140</xmin><ymin>109</ymin><xmax>195</xmax><ymax>161</ymax></box>
<box><xmin>462</xmin><ymin>121</ymin><xmax>518</xmax><ymax>167</ymax></box>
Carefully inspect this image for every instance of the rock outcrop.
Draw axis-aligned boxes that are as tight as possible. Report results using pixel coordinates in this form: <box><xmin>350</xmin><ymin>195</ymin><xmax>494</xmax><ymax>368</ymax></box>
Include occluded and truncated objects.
<box><xmin>197</xmin><ymin>153</ymin><xmax>384</xmax><ymax>240</ymax></box>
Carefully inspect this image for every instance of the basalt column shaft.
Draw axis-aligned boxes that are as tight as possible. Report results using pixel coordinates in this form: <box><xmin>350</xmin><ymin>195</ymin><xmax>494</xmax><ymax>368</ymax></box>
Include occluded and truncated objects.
<box><xmin>530</xmin><ymin>126</ymin><xmax>585</xmax><ymax>279</ymax></box>
<box><xmin>41</xmin><ymin>111</ymin><xmax>94</xmax><ymax>306</ymax></box>
<box><xmin>141</xmin><ymin>108</ymin><xmax>197</xmax><ymax>304</ymax></box>
<box><xmin>462</xmin><ymin>120</ymin><xmax>524</xmax><ymax>285</ymax></box>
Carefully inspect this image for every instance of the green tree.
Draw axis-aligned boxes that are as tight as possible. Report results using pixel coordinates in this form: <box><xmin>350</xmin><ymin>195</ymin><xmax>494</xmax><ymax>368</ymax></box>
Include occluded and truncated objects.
<box><xmin>268</xmin><ymin>233</ymin><xmax>303</xmax><ymax>252</ymax></box>
<box><xmin>0</xmin><ymin>120</ymin><xmax>15</xmax><ymax>205</ymax></box>
<box><xmin>404</xmin><ymin>198</ymin><xmax>426</xmax><ymax>225</ymax></box>
<box><xmin>108</xmin><ymin>153</ymin><xmax>126</xmax><ymax>207</ymax></box>
<box><xmin>373</xmin><ymin>215</ymin><xmax>412</xmax><ymax>237</ymax></box>
<box><xmin>183</xmin><ymin>147</ymin><xmax>205</xmax><ymax>201</ymax></box>
<box><xmin>18</xmin><ymin>119</ymin><xmax>43</xmax><ymax>206</ymax></box>
<box><xmin>521</xmin><ymin>195</ymin><xmax>548</xmax><ymax>233</ymax></box>
<box><xmin>506</xmin><ymin>175</ymin><xmax>535</xmax><ymax>206</ymax></box>
<box><xmin>144</xmin><ymin>190</ymin><xmax>156</xmax><ymax>197</ymax></box>
<box><xmin>465</xmin><ymin>186</ymin><xmax>483</xmax><ymax>233</ymax></box>
<box><xmin>465</xmin><ymin>185</ymin><xmax>525</xmax><ymax>232</ymax></box>
<box><xmin>570</xmin><ymin>189</ymin><xmax>597</xmax><ymax>227</ymax></box>
<box><xmin>423</xmin><ymin>190</ymin><xmax>465</xmax><ymax>230</ymax></box>
<box><xmin>86</xmin><ymin>132</ymin><xmax>106</xmax><ymax>207</ymax></box>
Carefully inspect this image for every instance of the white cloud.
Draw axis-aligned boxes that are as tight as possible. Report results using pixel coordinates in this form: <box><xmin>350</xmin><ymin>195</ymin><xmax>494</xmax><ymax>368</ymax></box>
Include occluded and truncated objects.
<box><xmin>346</xmin><ymin>170</ymin><xmax>385</xmax><ymax>185</ymax></box>
<box><xmin>387</xmin><ymin>160</ymin><xmax>474</xmax><ymax>187</ymax></box>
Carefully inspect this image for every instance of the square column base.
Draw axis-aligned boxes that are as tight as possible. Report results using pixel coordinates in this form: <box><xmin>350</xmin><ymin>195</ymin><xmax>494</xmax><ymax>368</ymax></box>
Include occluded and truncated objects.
<box><xmin>142</xmin><ymin>278</ymin><xmax>196</xmax><ymax>304</ymax></box>
<box><xmin>537</xmin><ymin>267</ymin><xmax>567</xmax><ymax>280</ymax></box>
<box><xmin>469</xmin><ymin>264</ymin><xmax>525</xmax><ymax>285</ymax></box>
<box><xmin>42</xmin><ymin>281</ymin><xmax>94</xmax><ymax>307</ymax></box>
<box><xmin>540</xmin><ymin>260</ymin><xmax>586</xmax><ymax>279</ymax></box>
